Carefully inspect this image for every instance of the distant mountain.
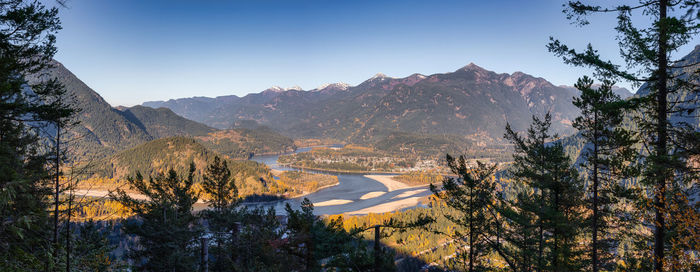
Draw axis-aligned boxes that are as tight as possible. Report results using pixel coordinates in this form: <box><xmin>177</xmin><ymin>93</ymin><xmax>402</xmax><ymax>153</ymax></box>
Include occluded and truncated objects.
<box><xmin>118</xmin><ymin>105</ymin><xmax>215</xmax><ymax>139</ymax></box>
<box><xmin>559</xmin><ymin>84</ymin><xmax>634</xmax><ymax>99</ymax></box>
<box><xmin>143</xmin><ymin>95</ymin><xmax>240</xmax><ymax>124</ymax></box>
<box><xmin>30</xmin><ymin>61</ymin><xmax>217</xmax><ymax>159</ymax></box>
<box><xmin>611</xmin><ymin>86</ymin><xmax>634</xmax><ymax>99</ymax></box>
<box><xmin>635</xmin><ymin>44</ymin><xmax>700</xmax><ymax>128</ymax></box>
<box><xmin>144</xmin><ymin>63</ymin><xmax>582</xmax><ymax>144</ymax></box>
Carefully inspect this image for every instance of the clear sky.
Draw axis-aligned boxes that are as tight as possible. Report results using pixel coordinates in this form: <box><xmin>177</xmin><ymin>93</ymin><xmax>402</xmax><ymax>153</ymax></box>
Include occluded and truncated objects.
<box><xmin>51</xmin><ymin>0</ymin><xmax>700</xmax><ymax>106</ymax></box>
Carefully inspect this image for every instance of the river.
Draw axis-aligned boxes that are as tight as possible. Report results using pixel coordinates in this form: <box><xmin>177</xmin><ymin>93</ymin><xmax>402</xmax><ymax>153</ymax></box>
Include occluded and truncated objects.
<box><xmin>247</xmin><ymin>146</ymin><xmax>432</xmax><ymax>215</ymax></box>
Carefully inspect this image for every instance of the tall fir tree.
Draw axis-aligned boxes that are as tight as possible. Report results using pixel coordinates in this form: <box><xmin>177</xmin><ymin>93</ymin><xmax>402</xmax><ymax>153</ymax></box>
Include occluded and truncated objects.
<box><xmin>282</xmin><ymin>198</ymin><xmax>396</xmax><ymax>272</ymax></box>
<box><xmin>200</xmin><ymin>156</ymin><xmax>240</xmax><ymax>271</ymax></box>
<box><xmin>43</xmin><ymin>72</ymin><xmax>77</xmax><ymax>272</ymax></box>
<box><xmin>235</xmin><ymin>207</ymin><xmax>290</xmax><ymax>271</ymax></box>
<box><xmin>503</xmin><ymin>113</ymin><xmax>587</xmax><ymax>271</ymax></box>
<box><xmin>201</xmin><ymin>156</ymin><xmax>238</xmax><ymax>212</ymax></box>
<box><xmin>112</xmin><ymin>164</ymin><xmax>202</xmax><ymax>271</ymax></box>
<box><xmin>490</xmin><ymin>182</ymin><xmax>540</xmax><ymax>272</ymax></box>
<box><xmin>548</xmin><ymin>1</ymin><xmax>700</xmax><ymax>270</ymax></box>
<box><xmin>571</xmin><ymin>76</ymin><xmax>638</xmax><ymax>271</ymax></box>
<box><xmin>0</xmin><ymin>1</ymin><xmax>74</xmax><ymax>270</ymax></box>
<box><xmin>69</xmin><ymin>220</ymin><xmax>116</xmax><ymax>272</ymax></box>
<box><xmin>430</xmin><ymin>156</ymin><xmax>496</xmax><ymax>272</ymax></box>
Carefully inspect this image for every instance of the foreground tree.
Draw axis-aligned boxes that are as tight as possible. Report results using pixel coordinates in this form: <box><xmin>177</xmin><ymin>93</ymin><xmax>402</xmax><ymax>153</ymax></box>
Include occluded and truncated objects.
<box><xmin>199</xmin><ymin>156</ymin><xmax>240</xmax><ymax>271</ymax></box>
<box><xmin>549</xmin><ymin>1</ymin><xmax>700</xmax><ymax>270</ymax></box>
<box><xmin>430</xmin><ymin>157</ymin><xmax>496</xmax><ymax>271</ymax></box>
<box><xmin>112</xmin><ymin>164</ymin><xmax>201</xmax><ymax>271</ymax></box>
<box><xmin>235</xmin><ymin>206</ymin><xmax>290</xmax><ymax>271</ymax></box>
<box><xmin>0</xmin><ymin>1</ymin><xmax>74</xmax><ymax>270</ymax></box>
<box><xmin>502</xmin><ymin>113</ymin><xmax>587</xmax><ymax>271</ymax></box>
<box><xmin>571</xmin><ymin>77</ymin><xmax>637</xmax><ymax>271</ymax></box>
<box><xmin>69</xmin><ymin>220</ymin><xmax>116</xmax><ymax>272</ymax></box>
<box><xmin>283</xmin><ymin>198</ymin><xmax>396</xmax><ymax>272</ymax></box>
<box><xmin>489</xmin><ymin>179</ymin><xmax>540</xmax><ymax>272</ymax></box>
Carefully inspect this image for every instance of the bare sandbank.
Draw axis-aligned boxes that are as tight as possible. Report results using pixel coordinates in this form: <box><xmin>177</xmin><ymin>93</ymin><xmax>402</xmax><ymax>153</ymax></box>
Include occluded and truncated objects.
<box><xmin>314</xmin><ymin>199</ymin><xmax>354</xmax><ymax>206</ymax></box>
<box><xmin>346</xmin><ymin>197</ymin><xmax>423</xmax><ymax>215</ymax></box>
<box><xmin>359</xmin><ymin>191</ymin><xmax>386</xmax><ymax>200</ymax></box>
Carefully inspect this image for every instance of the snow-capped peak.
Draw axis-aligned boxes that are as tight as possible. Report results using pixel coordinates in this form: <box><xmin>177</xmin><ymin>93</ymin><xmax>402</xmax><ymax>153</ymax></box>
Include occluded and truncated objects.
<box><xmin>316</xmin><ymin>82</ymin><xmax>350</xmax><ymax>91</ymax></box>
<box><xmin>264</xmin><ymin>85</ymin><xmax>303</xmax><ymax>93</ymax></box>
<box><xmin>370</xmin><ymin>73</ymin><xmax>388</xmax><ymax>80</ymax></box>
<box><xmin>409</xmin><ymin>73</ymin><xmax>426</xmax><ymax>79</ymax></box>
<box><xmin>264</xmin><ymin>86</ymin><xmax>285</xmax><ymax>92</ymax></box>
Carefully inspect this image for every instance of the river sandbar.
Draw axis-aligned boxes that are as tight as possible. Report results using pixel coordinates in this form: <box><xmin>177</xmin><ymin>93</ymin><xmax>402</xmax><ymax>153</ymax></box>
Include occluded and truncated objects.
<box><xmin>364</xmin><ymin>175</ymin><xmax>429</xmax><ymax>192</ymax></box>
<box><xmin>364</xmin><ymin>175</ymin><xmax>406</xmax><ymax>191</ymax></box>
<box><xmin>346</xmin><ymin>197</ymin><xmax>423</xmax><ymax>215</ymax></box>
<box><xmin>359</xmin><ymin>191</ymin><xmax>386</xmax><ymax>200</ymax></box>
<box><xmin>392</xmin><ymin>189</ymin><xmax>428</xmax><ymax>199</ymax></box>
<box><xmin>314</xmin><ymin>199</ymin><xmax>353</xmax><ymax>207</ymax></box>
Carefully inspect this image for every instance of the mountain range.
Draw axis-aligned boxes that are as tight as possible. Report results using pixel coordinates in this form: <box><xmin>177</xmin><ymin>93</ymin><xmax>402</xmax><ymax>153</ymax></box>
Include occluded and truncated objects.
<box><xmin>144</xmin><ymin>64</ymin><xmax>632</xmax><ymax>145</ymax></box>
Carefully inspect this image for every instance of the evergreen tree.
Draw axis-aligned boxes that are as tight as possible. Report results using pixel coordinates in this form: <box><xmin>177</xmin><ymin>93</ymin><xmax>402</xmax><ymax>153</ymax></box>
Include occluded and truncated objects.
<box><xmin>503</xmin><ymin>113</ymin><xmax>587</xmax><ymax>271</ymax></box>
<box><xmin>548</xmin><ymin>1</ymin><xmax>700</xmax><ymax>270</ymax></box>
<box><xmin>430</xmin><ymin>156</ymin><xmax>496</xmax><ymax>271</ymax></box>
<box><xmin>571</xmin><ymin>77</ymin><xmax>638</xmax><ymax>271</ymax></box>
<box><xmin>235</xmin><ymin>207</ymin><xmax>290</xmax><ymax>271</ymax></box>
<box><xmin>490</xmin><ymin>183</ymin><xmax>540</xmax><ymax>272</ymax></box>
<box><xmin>112</xmin><ymin>164</ymin><xmax>201</xmax><ymax>271</ymax></box>
<box><xmin>283</xmin><ymin>199</ymin><xmax>344</xmax><ymax>271</ymax></box>
<box><xmin>48</xmin><ymin>86</ymin><xmax>79</xmax><ymax>272</ymax></box>
<box><xmin>200</xmin><ymin>156</ymin><xmax>239</xmax><ymax>271</ymax></box>
<box><xmin>0</xmin><ymin>1</ymin><xmax>73</xmax><ymax>270</ymax></box>
<box><xmin>283</xmin><ymin>198</ymin><xmax>396</xmax><ymax>272</ymax></box>
<box><xmin>69</xmin><ymin>220</ymin><xmax>115</xmax><ymax>272</ymax></box>
<box><xmin>202</xmin><ymin>156</ymin><xmax>238</xmax><ymax>212</ymax></box>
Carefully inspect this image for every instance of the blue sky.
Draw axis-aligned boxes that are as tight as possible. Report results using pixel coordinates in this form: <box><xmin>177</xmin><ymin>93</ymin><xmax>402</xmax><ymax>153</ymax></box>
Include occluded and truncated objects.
<box><xmin>52</xmin><ymin>0</ymin><xmax>700</xmax><ymax>106</ymax></box>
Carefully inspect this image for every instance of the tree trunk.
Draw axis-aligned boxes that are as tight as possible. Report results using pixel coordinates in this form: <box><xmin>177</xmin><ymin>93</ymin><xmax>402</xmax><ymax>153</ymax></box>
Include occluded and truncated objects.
<box><xmin>374</xmin><ymin>225</ymin><xmax>381</xmax><ymax>272</ymax></box>
<box><xmin>232</xmin><ymin>222</ymin><xmax>240</xmax><ymax>270</ymax></box>
<box><xmin>592</xmin><ymin>111</ymin><xmax>599</xmax><ymax>272</ymax></box>
<box><xmin>201</xmin><ymin>237</ymin><xmax>209</xmax><ymax>272</ymax></box>
<box><xmin>469</xmin><ymin>184</ymin><xmax>474</xmax><ymax>272</ymax></box>
<box><xmin>53</xmin><ymin>122</ymin><xmax>61</xmax><ymax>271</ymax></box>
<box><xmin>553</xmin><ymin>189</ymin><xmax>559</xmax><ymax>270</ymax></box>
<box><xmin>538</xmin><ymin>195</ymin><xmax>544</xmax><ymax>272</ymax></box>
<box><xmin>65</xmin><ymin>185</ymin><xmax>72</xmax><ymax>272</ymax></box>
<box><xmin>654</xmin><ymin>1</ymin><xmax>668</xmax><ymax>271</ymax></box>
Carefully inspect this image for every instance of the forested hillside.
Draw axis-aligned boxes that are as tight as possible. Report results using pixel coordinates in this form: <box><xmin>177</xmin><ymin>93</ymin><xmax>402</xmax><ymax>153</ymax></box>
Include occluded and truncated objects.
<box><xmin>96</xmin><ymin>136</ymin><xmax>270</xmax><ymax>182</ymax></box>
<box><xmin>196</xmin><ymin>126</ymin><xmax>296</xmax><ymax>158</ymax></box>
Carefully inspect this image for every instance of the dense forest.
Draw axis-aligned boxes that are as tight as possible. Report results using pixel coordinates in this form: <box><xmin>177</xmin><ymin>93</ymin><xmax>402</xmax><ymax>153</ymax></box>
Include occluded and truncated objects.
<box><xmin>1</xmin><ymin>1</ymin><xmax>699</xmax><ymax>272</ymax></box>
<box><xmin>196</xmin><ymin>126</ymin><xmax>297</xmax><ymax>159</ymax></box>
